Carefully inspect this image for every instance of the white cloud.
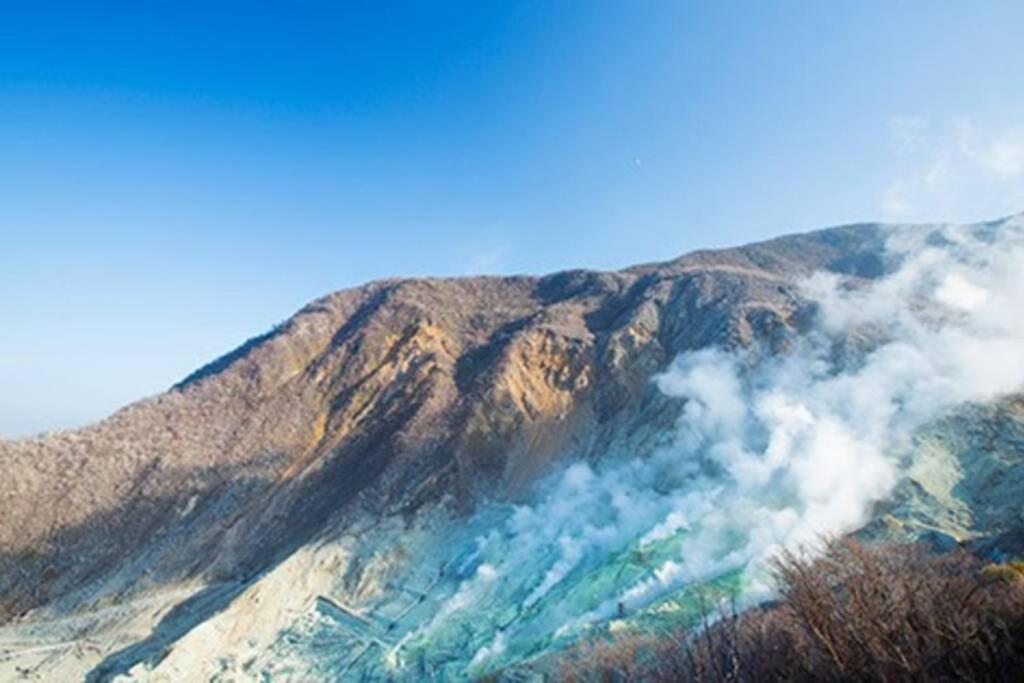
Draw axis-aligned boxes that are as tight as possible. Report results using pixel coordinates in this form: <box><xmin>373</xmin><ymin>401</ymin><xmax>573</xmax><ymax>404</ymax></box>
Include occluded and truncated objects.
<box><xmin>881</xmin><ymin>116</ymin><xmax>1024</xmax><ymax>223</ymax></box>
<box><xmin>958</xmin><ymin>120</ymin><xmax>1024</xmax><ymax>177</ymax></box>
<box><xmin>462</xmin><ymin>246</ymin><xmax>508</xmax><ymax>275</ymax></box>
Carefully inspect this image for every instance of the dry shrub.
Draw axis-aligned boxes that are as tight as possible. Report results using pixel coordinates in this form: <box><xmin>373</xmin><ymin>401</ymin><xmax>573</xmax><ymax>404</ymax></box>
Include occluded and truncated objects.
<box><xmin>560</xmin><ymin>632</ymin><xmax>662</xmax><ymax>683</ymax></box>
<box><xmin>556</xmin><ymin>539</ymin><xmax>1024</xmax><ymax>682</ymax></box>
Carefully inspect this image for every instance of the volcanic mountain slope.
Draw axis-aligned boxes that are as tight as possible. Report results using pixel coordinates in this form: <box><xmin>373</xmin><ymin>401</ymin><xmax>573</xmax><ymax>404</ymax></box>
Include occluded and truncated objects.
<box><xmin>0</xmin><ymin>224</ymin><xmax>881</xmax><ymax>610</ymax></box>
<box><xmin>2</xmin><ymin>217</ymin><xmax>1023</xmax><ymax>681</ymax></box>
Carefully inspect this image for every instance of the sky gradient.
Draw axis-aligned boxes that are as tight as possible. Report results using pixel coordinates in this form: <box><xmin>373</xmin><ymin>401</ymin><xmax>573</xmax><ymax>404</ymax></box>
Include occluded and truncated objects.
<box><xmin>2</xmin><ymin>1</ymin><xmax>1023</xmax><ymax>436</ymax></box>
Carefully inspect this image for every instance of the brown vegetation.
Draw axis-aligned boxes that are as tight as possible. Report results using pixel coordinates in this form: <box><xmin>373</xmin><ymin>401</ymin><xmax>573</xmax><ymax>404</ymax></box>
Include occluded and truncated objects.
<box><xmin>558</xmin><ymin>540</ymin><xmax>1024</xmax><ymax>682</ymax></box>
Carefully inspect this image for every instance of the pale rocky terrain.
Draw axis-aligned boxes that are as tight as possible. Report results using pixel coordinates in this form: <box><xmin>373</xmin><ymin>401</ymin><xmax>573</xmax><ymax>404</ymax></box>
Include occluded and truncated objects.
<box><xmin>1</xmin><ymin>219</ymin><xmax>1021</xmax><ymax>681</ymax></box>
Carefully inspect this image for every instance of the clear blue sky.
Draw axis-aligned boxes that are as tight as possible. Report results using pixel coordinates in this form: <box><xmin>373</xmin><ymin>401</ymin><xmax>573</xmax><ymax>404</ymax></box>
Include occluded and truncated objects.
<box><xmin>2</xmin><ymin>2</ymin><xmax>1023</xmax><ymax>436</ymax></box>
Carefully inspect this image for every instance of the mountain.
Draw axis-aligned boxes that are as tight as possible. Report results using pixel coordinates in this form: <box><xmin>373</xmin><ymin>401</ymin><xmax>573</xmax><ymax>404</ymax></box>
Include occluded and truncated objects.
<box><xmin>2</xmin><ymin>217</ymin><xmax>1023</xmax><ymax>681</ymax></box>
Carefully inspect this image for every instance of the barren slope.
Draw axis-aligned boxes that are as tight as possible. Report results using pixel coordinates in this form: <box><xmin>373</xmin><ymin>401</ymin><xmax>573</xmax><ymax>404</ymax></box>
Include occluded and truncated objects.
<box><xmin>0</xmin><ymin>224</ymin><xmax>889</xmax><ymax>624</ymax></box>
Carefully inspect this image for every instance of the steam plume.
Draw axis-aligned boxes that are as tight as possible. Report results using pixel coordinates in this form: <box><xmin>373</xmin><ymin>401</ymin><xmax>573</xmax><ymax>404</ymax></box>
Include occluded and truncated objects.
<box><xmin>414</xmin><ymin>217</ymin><xmax>1024</xmax><ymax>671</ymax></box>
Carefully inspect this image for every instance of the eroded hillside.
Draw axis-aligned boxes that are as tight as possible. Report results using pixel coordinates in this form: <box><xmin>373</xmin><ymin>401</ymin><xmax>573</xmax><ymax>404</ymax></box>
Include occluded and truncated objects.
<box><xmin>5</xmin><ymin>219</ymin><xmax>1024</xmax><ymax>681</ymax></box>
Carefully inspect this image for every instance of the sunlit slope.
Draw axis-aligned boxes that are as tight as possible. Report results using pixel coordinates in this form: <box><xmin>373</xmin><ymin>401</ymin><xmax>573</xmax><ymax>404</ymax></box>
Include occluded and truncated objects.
<box><xmin>4</xmin><ymin>215</ymin><xmax>1024</xmax><ymax>681</ymax></box>
<box><xmin>152</xmin><ymin>395</ymin><xmax>1024</xmax><ymax>681</ymax></box>
<box><xmin>164</xmin><ymin>399</ymin><xmax>1024</xmax><ymax>682</ymax></box>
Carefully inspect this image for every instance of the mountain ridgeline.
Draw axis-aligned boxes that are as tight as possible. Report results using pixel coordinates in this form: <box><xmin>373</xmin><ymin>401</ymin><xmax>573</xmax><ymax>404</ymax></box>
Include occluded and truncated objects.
<box><xmin>2</xmin><ymin>219</ymin><xmax>1023</xmax><ymax>681</ymax></box>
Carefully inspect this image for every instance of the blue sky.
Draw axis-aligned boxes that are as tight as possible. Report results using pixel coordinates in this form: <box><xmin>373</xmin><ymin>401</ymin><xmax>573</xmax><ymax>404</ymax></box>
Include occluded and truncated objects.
<box><xmin>2</xmin><ymin>2</ymin><xmax>1023</xmax><ymax>436</ymax></box>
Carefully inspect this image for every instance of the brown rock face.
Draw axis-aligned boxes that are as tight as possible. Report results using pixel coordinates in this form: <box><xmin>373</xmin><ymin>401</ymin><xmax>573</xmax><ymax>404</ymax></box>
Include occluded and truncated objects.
<box><xmin>0</xmin><ymin>223</ymin><xmax>888</xmax><ymax>618</ymax></box>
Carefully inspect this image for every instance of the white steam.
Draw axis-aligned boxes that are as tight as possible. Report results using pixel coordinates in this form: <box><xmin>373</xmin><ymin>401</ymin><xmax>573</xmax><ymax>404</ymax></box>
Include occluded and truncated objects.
<box><xmin>412</xmin><ymin>217</ymin><xmax>1024</xmax><ymax>672</ymax></box>
<box><xmin>602</xmin><ymin>218</ymin><xmax>1024</xmax><ymax>612</ymax></box>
